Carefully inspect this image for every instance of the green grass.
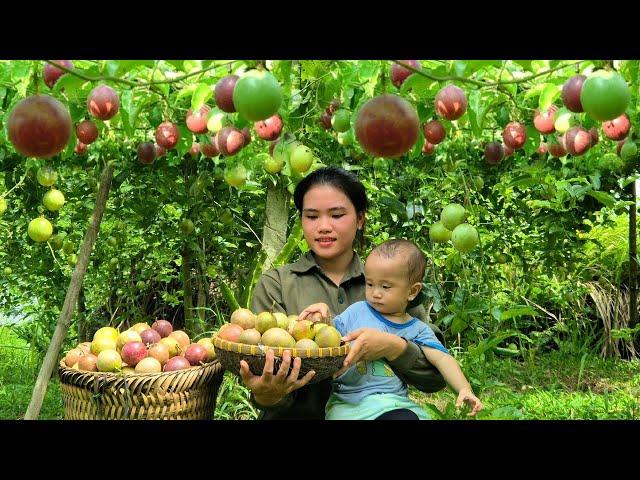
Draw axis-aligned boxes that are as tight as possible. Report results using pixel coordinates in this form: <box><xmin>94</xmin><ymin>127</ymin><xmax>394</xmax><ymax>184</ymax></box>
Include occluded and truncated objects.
<box><xmin>410</xmin><ymin>350</ymin><xmax>640</xmax><ymax>419</ymax></box>
<box><xmin>2</xmin><ymin>325</ymin><xmax>639</xmax><ymax>420</ymax></box>
<box><xmin>0</xmin><ymin>326</ymin><xmax>64</xmax><ymax>419</ymax></box>
<box><xmin>214</xmin><ymin>372</ymin><xmax>259</xmax><ymax>420</ymax></box>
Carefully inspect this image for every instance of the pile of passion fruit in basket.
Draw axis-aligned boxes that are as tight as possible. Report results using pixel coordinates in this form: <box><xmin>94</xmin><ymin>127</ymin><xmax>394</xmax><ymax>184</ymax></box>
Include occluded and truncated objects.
<box><xmin>61</xmin><ymin>320</ymin><xmax>216</xmax><ymax>374</ymax></box>
<box><xmin>216</xmin><ymin>308</ymin><xmax>342</xmax><ymax>349</ymax></box>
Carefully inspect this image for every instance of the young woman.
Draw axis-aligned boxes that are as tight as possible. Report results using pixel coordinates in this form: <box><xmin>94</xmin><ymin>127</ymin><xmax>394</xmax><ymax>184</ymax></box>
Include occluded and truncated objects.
<box><xmin>239</xmin><ymin>166</ymin><xmax>446</xmax><ymax>419</ymax></box>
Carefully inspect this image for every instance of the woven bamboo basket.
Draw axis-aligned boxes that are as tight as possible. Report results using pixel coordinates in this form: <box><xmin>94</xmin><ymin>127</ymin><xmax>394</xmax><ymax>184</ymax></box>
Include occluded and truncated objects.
<box><xmin>213</xmin><ymin>335</ymin><xmax>349</xmax><ymax>384</ymax></box>
<box><xmin>58</xmin><ymin>359</ymin><xmax>224</xmax><ymax>420</ymax></box>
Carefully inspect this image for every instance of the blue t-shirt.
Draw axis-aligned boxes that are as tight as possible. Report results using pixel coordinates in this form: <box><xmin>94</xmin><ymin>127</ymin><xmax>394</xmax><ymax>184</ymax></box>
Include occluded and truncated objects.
<box><xmin>331</xmin><ymin>301</ymin><xmax>448</xmax><ymax>405</ymax></box>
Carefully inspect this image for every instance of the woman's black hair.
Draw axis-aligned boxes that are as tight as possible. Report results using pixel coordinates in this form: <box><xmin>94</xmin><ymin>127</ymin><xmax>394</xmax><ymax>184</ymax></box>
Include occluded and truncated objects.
<box><xmin>293</xmin><ymin>166</ymin><xmax>369</xmax><ymax>249</ymax></box>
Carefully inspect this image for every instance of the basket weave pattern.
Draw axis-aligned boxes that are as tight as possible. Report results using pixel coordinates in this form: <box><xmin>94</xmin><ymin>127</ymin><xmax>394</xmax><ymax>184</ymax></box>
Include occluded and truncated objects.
<box><xmin>58</xmin><ymin>359</ymin><xmax>224</xmax><ymax>420</ymax></box>
<box><xmin>213</xmin><ymin>336</ymin><xmax>349</xmax><ymax>385</ymax></box>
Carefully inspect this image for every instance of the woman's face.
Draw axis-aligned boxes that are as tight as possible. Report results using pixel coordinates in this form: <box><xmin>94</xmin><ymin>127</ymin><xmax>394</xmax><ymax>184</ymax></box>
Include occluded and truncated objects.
<box><xmin>301</xmin><ymin>184</ymin><xmax>364</xmax><ymax>261</ymax></box>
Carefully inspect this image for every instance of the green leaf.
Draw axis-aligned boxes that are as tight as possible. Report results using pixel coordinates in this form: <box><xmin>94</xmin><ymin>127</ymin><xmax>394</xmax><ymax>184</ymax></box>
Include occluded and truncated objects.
<box><xmin>528</xmin><ymin>200</ymin><xmax>552</xmax><ymax>209</ymax></box>
<box><xmin>175</xmin><ymin>125</ymin><xmax>191</xmax><ymax>157</ymax></box>
<box><xmin>118</xmin><ymin>60</ymin><xmax>155</xmax><ymax>76</ymax></box>
<box><xmin>440</xmin><ymin>313</ymin><xmax>455</xmax><ymax>327</ymax></box>
<box><xmin>467</xmin><ymin>330</ymin><xmax>522</xmax><ymax>357</ymax></box>
<box><xmin>478</xmin><ymin>99</ymin><xmax>500</xmax><ymax>132</ymax></box>
<box><xmin>574</xmin><ymin>185</ymin><xmax>593</xmax><ymax>198</ymax></box>
<box><xmin>466</xmin><ymin>60</ymin><xmax>503</xmax><ymax>73</ymax></box>
<box><xmin>539</xmin><ymin>83</ymin><xmax>561</xmax><ymax>111</ymax></box>
<box><xmin>467</xmin><ymin>90</ymin><xmax>481</xmax><ymax>138</ymax></box>
<box><xmin>165</xmin><ymin>60</ymin><xmax>185</xmax><ymax>71</ymax></box>
<box><xmin>191</xmin><ymin>83</ymin><xmax>213</xmax><ymax>111</ymax></box>
<box><xmin>400</xmin><ymin>74</ymin><xmax>437</xmax><ymax>100</ymax></box>
<box><xmin>380</xmin><ymin>196</ymin><xmax>406</xmax><ymax>218</ymax></box>
<box><xmin>130</xmin><ymin>97</ymin><xmax>154</xmax><ymax>131</ymax></box>
<box><xmin>289</xmin><ymin>88</ymin><xmax>302</xmax><ymax>112</ymax></box>
<box><xmin>423</xmin><ymin>284</ymin><xmax>442</xmax><ymax>312</ymax></box>
<box><xmin>513</xmin><ymin>60</ymin><xmax>533</xmax><ymax>72</ymax></box>
<box><xmin>53</xmin><ymin>75</ymin><xmax>87</xmax><ymax>99</ymax></box>
<box><xmin>509</xmin><ymin>175</ymin><xmax>537</xmax><ymax>189</ymax></box>
<box><xmin>11</xmin><ymin>62</ymin><xmax>31</xmax><ymax>83</ymax></box>
<box><xmin>406</xmin><ymin>201</ymin><xmax>424</xmax><ymax>220</ymax></box>
<box><xmin>420</xmin><ymin>403</ymin><xmax>445</xmax><ymax>420</ymax></box>
<box><xmin>105</xmin><ymin>61</ymin><xmax>120</xmax><ymax>77</ymax></box>
<box><xmin>183</xmin><ymin>60</ymin><xmax>202</xmax><ymax>73</ymax></box>
<box><xmin>622</xmin><ymin>175</ymin><xmax>640</xmax><ymax>188</ymax></box>
<box><xmin>453</xmin><ymin>61</ymin><xmax>468</xmax><ymax>77</ymax></box>
<box><xmin>524</xmin><ymin>83</ymin><xmax>546</xmax><ymax>101</ymax></box>
<box><xmin>177</xmin><ymin>84</ymin><xmax>198</xmax><ymax>101</ymax></box>
<box><xmin>151</xmin><ymin>69</ymin><xmax>170</xmax><ymax>97</ymax></box>
<box><xmin>279</xmin><ymin>60</ymin><xmax>293</xmax><ymax>112</ymax></box>
<box><xmin>587</xmin><ymin>190</ymin><xmax>616</xmax><ymax>208</ymax></box>
<box><xmin>523</xmin><ymin>125</ymin><xmax>540</xmax><ymax>156</ymax></box>
<box><xmin>450</xmin><ymin>315</ymin><xmax>468</xmax><ymax>335</ymax></box>
<box><xmin>627</xmin><ymin>60</ymin><xmax>639</xmax><ymax>87</ymax></box>
<box><xmin>531</xmin><ymin>60</ymin><xmax>550</xmax><ymax>73</ymax></box>
<box><xmin>119</xmin><ymin>90</ymin><xmax>133</xmax><ymax>137</ymax></box>
<box><xmin>410</xmin><ymin>134</ymin><xmax>424</xmax><ymax>160</ymax></box>
<box><xmin>495</xmin><ymin>347</ymin><xmax>520</xmax><ymax>357</ymax></box>
<box><xmin>499</xmin><ymin>306</ymin><xmax>539</xmax><ymax>320</ymax></box>
<box><xmin>363</xmin><ymin>69</ymin><xmax>380</xmax><ymax>98</ymax></box>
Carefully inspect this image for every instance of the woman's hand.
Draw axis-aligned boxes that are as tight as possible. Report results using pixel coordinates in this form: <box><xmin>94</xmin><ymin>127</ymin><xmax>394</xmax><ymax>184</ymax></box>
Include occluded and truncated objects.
<box><xmin>298</xmin><ymin>303</ymin><xmax>331</xmax><ymax>323</ymax></box>
<box><xmin>333</xmin><ymin>328</ymin><xmax>407</xmax><ymax>377</ymax></box>
<box><xmin>456</xmin><ymin>388</ymin><xmax>483</xmax><ymax>416</ymax></box>
<box><xmin>239</xmin><ymin>349</ymin><xmax>316</xmax><ymax>406</ymax></box>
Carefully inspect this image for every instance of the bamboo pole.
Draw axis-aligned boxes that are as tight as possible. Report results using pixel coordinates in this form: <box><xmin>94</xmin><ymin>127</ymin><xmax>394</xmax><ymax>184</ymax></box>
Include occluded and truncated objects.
<box><xmin>630</xmin><ymin>180</ymin><xmax>638</xmax><ymax>328</ymax></box>
<box><xmin>24</xmin><ymin>165</ymin><xmax>113</xmax><ymax>420</ymax></box>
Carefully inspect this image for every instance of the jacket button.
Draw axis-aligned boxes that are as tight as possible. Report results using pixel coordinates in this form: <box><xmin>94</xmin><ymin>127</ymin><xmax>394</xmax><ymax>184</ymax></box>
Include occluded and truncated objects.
<box><xmin>338</xmin><ymin>295</ymin><xmax>344</xmax><ymax>304</ymax></box>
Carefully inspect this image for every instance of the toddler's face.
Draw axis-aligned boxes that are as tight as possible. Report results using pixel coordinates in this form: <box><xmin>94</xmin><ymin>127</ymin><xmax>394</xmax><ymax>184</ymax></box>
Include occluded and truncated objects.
<box><xmin>364</xmin><ymin>252</ymin><xmax>416</xmax><ymax>316</ymax></box>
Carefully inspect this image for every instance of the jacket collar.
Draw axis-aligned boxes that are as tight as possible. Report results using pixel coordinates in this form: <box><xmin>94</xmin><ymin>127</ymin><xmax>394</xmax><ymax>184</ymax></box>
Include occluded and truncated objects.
<box><xmin>291</xmin><ymin>251</ymin><xmax>364</xmax><ymax>283</ymax></box>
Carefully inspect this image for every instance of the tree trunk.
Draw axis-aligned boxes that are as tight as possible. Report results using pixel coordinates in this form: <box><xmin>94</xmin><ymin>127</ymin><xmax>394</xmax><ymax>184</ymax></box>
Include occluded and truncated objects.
<box><xmin>196</xmin><ymin>262</ymin><xmax>207</xmax><ymax>331</ymax></box>
<box><xmin>236</xmin><ymin>180</ymin><xmax>289</xmax><ymax>309</ymax></box>
<box><xmin>24</xmin><ymin>165</ymin><xmax>113</xmax><ymax>420</ymax></box>
<box><xmin>261</xmin><ymin>180</ymin><xmax>290</xmax><ymax>271</ymax></box>
<box><xmin>182</xmin><ymin>245</ymin><xmax>195</xmax><ymax>332</ymax></box>
<box><xmin>630</xmin><ymin>179</ymin><xmax>638</xmax><ymax>328</ymax></box>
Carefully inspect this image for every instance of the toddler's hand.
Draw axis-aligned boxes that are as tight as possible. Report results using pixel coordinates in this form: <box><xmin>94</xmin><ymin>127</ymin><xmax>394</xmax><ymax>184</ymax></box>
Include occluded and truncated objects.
<box><xmin>298</xmin><ymin>303</ymin><xmax>331</xmax><ymax>323</ymax></box>
<box><xmin>456</xmin><ymin>388</ymin><xmax>483</xmax><ymax>417</ymax></box>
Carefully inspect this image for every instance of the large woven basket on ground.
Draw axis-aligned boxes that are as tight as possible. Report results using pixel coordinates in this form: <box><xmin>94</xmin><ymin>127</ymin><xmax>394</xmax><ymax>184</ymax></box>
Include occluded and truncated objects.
<box><xmin>213</xmin><ymin>335</ymin><xmax>349</xmax><ymax>385</ymax></box>
<box><xmin>58</xmin><ymin>359</ymin><xmax>224</xmax><ymax>420</ymax></box>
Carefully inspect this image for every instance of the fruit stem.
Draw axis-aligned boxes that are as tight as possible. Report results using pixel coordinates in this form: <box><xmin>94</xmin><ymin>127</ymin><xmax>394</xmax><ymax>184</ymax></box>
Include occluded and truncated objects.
<box><xmin>2</xmin><ymin>172</ymin><xmax>27</xmax><ymax>198</ymax></box>
<box><xmin>381</xmin><ymin>64</ymin><xmax>388</xmax><ymax>94</ymax></box>
<box><xmin>47</xmin><ymin>240</ymin><xmax>64</xmax><ymax>271</ymax></box>
<box><xmin>31</xmin><ymin>61</ymin><xmax>40</xmax><ymax>95</ymax></box>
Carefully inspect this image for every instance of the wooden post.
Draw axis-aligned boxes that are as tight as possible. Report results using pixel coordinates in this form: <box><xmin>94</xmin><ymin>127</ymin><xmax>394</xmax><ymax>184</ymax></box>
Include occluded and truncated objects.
<box><xmin>630</xmin><ymin>179</ymin><xmax>638</xmax><ymax>328</ymax></box>
<box><xmin>24</xmin><ymin>165</ymin><xmax>113</xmax><ymax>420</ymax></box>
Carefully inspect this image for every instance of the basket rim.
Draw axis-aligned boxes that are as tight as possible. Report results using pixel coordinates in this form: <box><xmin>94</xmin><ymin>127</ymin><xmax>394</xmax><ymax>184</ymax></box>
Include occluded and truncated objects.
<box><xmin>58</xmin><ymin>358</ymin><xmax>222</xmax><ymax>380</ymax></box>
<box><xmin>212</xmin><ymin>334</ymin><xmax>349</xmax><ymax>358</ymax></box>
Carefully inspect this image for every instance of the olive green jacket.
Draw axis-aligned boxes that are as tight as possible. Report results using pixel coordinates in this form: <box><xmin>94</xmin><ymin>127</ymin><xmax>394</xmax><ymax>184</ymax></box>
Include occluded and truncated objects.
<box><xmin>250</xmin><ymin>251</ymin><xmax>446</xmax><ymax>420</ymax></box>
